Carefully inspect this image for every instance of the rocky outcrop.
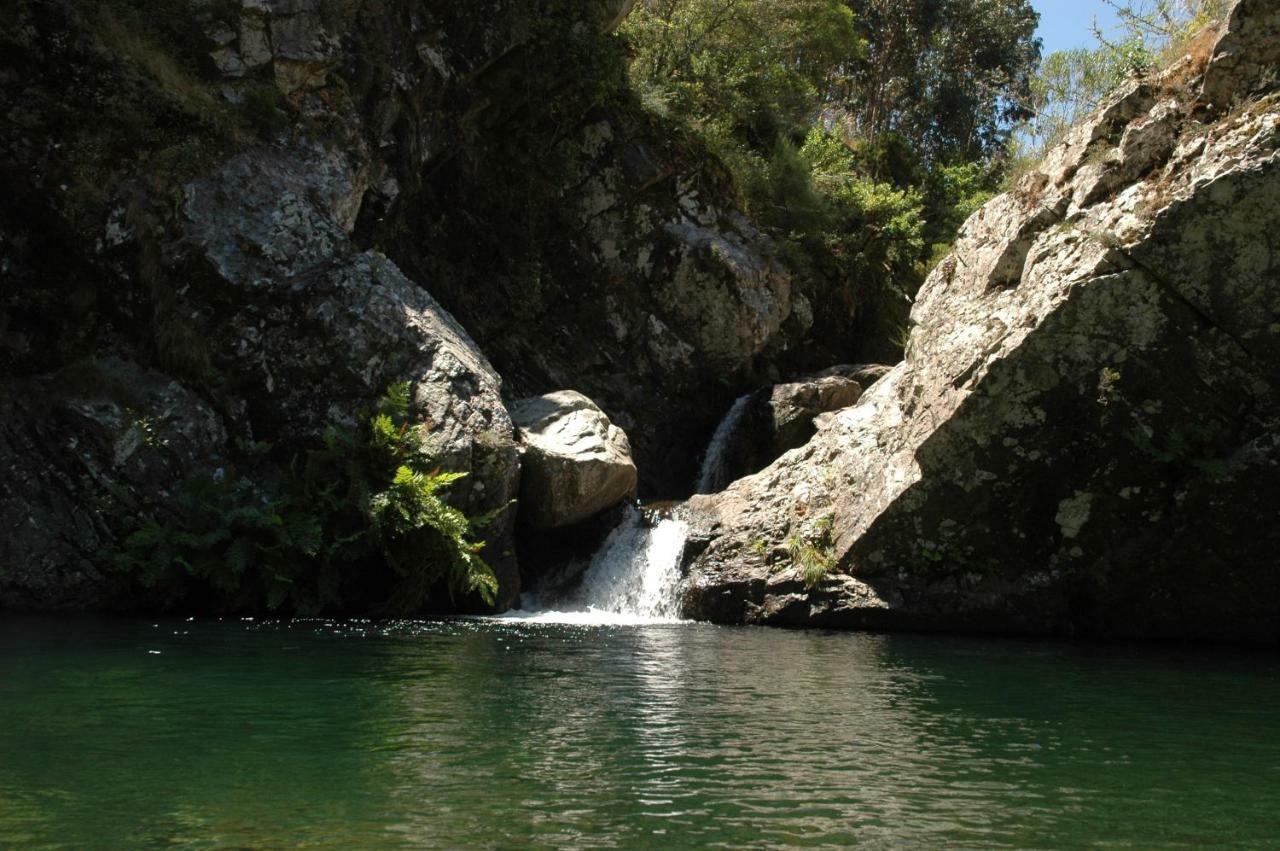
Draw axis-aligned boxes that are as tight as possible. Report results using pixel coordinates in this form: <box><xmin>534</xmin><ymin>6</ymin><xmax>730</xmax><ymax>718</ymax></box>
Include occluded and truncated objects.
<box><xmin>511</xmin><ymin>391</ymin><xmax>637</xmax><ymax>529</ymax></box>
<box><xmin>175</xmin><ymin>142</ymin><xmax>525</xmax><ymax>607</ymax></box>
<box><xmin>188</xmin><ymin>1</ymin><xmax>807</xmax><ymax>497</ymax></box>
<box><xmin>352</xmin><ymin>24</ymin><xmax>802</xmax><ymax>496</ymax></box>
<box><xmin>682</xmin><ymin>2</ymin><xmax>1280</xmax><ymax>644</ymax></box>
<box><xmin>1202</xmin><ymin>0</ymin><xmax>1280</xmax><ymax>109</ymax></box>
<box><xmin>768</xmin><ymin>368</ymin><xmax>873</xmax><ymax>454</ymax></box>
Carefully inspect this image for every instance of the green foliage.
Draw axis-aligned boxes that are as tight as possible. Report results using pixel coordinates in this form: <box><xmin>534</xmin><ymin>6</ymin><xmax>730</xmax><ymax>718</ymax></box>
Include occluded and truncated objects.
<box><xmin>839</xmin><ymin>0</ymin><xmax>1042</xmax><ymax>165</ymax></box>
<box><xmin>624</xmin><ymin>0</ymin><xmax>1034</xmax><ymax>360</ymax></box>
<box><xmin>922</xmin><ymin>162</ymin><xmax>996</xmax><ymax>247</ymax></box>
<box><xmin>623</xmin><ymin>0</ymin><xmax>861</xmax><ymax>149</ymax></box>
<box><xmin>111</xmin><ymin>384</ymin><xmax>500</xmax><ymax>615</ymax></box>
<box><xmin>241</xmin><ymin>85</ymin><xmax>291</xmax><ymax>137</ymax></box>
<box><xmin>1020</xmin><ymin>42</ymin><xmax>1145</xmax><ymax>155</ymax></box>
<box><xmin>785</xmin><ymin>515</ymin><xmax>838</xmax><ymax>590</ymax></box>
<box><xmin>801</xmin><ymin>129</ymin><xmax>926</xmax><ymax>288</ymax></box>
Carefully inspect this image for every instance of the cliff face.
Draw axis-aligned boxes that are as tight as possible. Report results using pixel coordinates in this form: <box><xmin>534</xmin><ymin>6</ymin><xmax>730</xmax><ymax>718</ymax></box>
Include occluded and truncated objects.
<box><xmin>0</xmin><ymin>0</ymin><xmax>803</xmax><ymax>610</ymax></box>
<box><xmin>683</xmin><ymin>0</ymin><xmax>1280</xmax><ymax>644</ymax></box>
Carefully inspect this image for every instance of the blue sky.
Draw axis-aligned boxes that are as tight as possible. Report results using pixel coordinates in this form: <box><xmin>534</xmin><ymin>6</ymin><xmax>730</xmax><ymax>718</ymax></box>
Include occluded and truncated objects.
<box><xmin>1033</xmin><ymin>0</ymin><xmax>1123</xmax><ymax>55</ymax></box>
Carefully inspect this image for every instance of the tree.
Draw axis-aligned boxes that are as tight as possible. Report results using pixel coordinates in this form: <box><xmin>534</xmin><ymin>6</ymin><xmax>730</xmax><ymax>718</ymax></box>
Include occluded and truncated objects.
<box><xmin>623</xmin><ymin>0</ymin><xmax>862</xmax><ymax>147</ymax></box>
<box><xmin>623</xmin><ymin>0</ymin><xmax>1042</xmax><ymax>361</ymax></box>
<box><xmin>835</xmin><ymin>0</ymin><xmax>1041</xmax><ymax>166</ymax></box>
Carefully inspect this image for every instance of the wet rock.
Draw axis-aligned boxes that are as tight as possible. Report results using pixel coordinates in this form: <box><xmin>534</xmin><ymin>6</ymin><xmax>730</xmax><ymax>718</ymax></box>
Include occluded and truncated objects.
<box><xmin>510</xmin><ymin>391</ymin><xmax>637</xmax><ymax>529</ymax></box>
<box><xmin>696</xmin><ymin>366</ymin><xmax>880</xmax><ymax>494</ymax></box>
<box><xmin>682</xmin><ymin>3</ymin><xmax>1280</xmax><ymax>644</ymax></box>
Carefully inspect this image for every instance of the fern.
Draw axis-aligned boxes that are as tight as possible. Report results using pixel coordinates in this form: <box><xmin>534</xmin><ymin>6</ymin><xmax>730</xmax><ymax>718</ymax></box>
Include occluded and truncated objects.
<box><xmin>109</xmin><ymin>383</ymin><xmax>502</xmax><ymax>614</ymax></box>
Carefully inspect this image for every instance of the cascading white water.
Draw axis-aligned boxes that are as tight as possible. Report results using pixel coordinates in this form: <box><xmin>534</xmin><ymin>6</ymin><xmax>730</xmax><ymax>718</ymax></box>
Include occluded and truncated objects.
<box><xmin>504</xmin><ymin>507</ymin><xmax>689</xmax><ymax>625</ymax></box>
<box><xmin>696</xmin><ymin>394</ymin><xmax>753</xmax><ymax>494</ymax></box>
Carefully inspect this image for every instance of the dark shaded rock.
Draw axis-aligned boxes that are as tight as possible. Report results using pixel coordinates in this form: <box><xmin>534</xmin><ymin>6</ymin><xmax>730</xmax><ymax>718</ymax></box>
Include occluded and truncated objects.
<box><xmin>175</xmin><ymin>143</ymin><xmax>524</xmax><ymax>609</ymax></box>
<box><xmin>0</xmin><ymin>360</ymin><xmax>226</xmax><ymax>610</ymax></box>
<box><xmin>515</xmin><ymin>501</ymin><xmax>632</xmax><ymax>601</ymax></box>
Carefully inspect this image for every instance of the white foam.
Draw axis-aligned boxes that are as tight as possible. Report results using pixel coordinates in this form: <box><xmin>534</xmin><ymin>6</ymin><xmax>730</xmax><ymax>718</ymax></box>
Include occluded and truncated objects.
<box><xmin>502</xmin><ymin>507</ymin><xmax>690</xmax><ymax>626</ymax></box>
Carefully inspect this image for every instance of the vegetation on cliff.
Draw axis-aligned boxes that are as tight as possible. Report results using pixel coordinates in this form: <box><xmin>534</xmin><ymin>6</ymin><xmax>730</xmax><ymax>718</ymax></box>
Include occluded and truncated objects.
<box><xmin>622</xmin><ymin>0</ymin><xmax>1041</xmax><ymax>352</ymax></box>
<box><xmin>111</xmin><ymin>384</ymin><xmax>501</xmax><ymax>615</ymax></box>
<box><xmin>1019</xmin><ymin>0</ymin><xmax>1231</xmax><ymax>159</ymax></box>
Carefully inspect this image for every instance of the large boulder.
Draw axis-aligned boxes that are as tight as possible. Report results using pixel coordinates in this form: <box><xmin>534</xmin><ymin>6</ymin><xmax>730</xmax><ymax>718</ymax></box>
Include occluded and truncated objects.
<box><xmin>1202</xmin><ymin>0</ymin><xmax>1280</xmax><ymax>109</ymax></box>
<box><xmin>511</xmin><ymin>391</ymin><xmax>638</xmax><ymax>529</ymax></box>
<box><xmin>174</xmin><ymin>143</ymin><xmax>523</xmax><ymax>609</ymax></box>
<box><xmin>682</xmin><ymin>3</ymin><xmax>1280</xmax><ymax>644</ymax></box>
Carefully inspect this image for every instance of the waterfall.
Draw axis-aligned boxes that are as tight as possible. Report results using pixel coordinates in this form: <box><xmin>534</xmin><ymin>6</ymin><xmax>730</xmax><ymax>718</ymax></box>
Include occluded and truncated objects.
<box><xmin>504</xmin><ymin>507</ymin><xmax>690</xmax><ymax>625</ymax></box>
<box><xmin>696</xmin><ymin>394</ymin><xmax>753</xmax><ymax>494</ymax></box>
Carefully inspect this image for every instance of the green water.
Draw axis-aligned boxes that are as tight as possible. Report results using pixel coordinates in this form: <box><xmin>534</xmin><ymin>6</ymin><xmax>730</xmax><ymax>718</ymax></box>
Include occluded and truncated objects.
<box><xmin>1</xmin><ymin>618</ymin><xmax>1278</xmax><ymax>849</ymax></box>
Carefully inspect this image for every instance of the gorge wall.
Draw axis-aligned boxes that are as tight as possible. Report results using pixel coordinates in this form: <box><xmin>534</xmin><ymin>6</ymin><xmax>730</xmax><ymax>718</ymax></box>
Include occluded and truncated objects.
<box><xmin>682</xmin><ymin>0</ymin><xmax>1280</xmax><ymax>644</ymax></box>
<box><xmin>0</xmin><ymin>0</ymin><xmax>819</xmax><ymax>611</ymax></box>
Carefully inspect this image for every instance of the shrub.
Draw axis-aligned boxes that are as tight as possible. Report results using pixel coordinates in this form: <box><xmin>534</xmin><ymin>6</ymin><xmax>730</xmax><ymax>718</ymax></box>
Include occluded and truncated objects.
<box><xmin>110</xmin><ymin>383</ymin><xmax>501</xmax><ymax>615</ymax></box>
<box><xmin>241</xmin><ymin>85</ymin><xmax>291</xmax><ymax>138</ymax></box>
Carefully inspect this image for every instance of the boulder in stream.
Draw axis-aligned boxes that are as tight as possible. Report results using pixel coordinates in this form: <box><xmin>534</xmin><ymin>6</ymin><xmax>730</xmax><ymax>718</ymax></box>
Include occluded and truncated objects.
<box><xmin>511</xmin><ymin>391</ymin><xmax>638</xmax><ymax>529</ymax></box>
<box><xmin>696</xmin><ymin>366</ymin><xmax>886</xmax><ymax>494</ymax></box>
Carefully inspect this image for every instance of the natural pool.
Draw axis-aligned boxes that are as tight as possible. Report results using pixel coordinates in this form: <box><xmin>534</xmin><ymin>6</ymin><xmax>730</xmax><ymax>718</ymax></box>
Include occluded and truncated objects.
<box><xmin>1</xmin><ymin>617</ymin><xmax>1278</xmax><ymax>849</ymax></box>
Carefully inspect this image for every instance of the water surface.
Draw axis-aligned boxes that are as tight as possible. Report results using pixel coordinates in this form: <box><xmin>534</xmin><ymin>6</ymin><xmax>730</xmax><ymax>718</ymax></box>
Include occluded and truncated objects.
<box><xmin>1</xmin><ymin>617</ymin><xmax>1278</xmax><ymax>848</ymax></box>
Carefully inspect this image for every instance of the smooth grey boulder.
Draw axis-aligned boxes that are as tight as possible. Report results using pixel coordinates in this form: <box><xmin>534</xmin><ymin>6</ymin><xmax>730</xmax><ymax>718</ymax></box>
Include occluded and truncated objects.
<box><xmin>682</xmin><ymin>2</ymin><xmax>1280</xmax><ymax>644</ymax></box>
<box><xmin>511</xmin><ymin>391</ymin><xmax>638</xmax><ymax>529</ymax></box>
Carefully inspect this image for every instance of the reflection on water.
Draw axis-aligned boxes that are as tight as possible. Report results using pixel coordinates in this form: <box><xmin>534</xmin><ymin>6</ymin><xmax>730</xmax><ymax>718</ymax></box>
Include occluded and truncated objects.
<box><xmin>1</xmin><ymin>617</ymin><xmax>1279</xmax><ymax>848</ymax></box>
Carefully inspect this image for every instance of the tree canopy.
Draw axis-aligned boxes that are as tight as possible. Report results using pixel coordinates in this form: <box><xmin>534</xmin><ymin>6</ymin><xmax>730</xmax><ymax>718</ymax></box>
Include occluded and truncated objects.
<box><xmin>622</xmin><ymin>0</ymin><xmax>1041</xmax><ymax>359</ymax></box>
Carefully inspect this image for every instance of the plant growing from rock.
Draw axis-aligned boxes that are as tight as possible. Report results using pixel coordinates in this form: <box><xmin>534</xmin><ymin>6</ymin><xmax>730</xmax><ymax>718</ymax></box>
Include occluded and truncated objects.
<box><xmin>785</xmin><ymin>514</ymin><xmax>837</xmax><ymax>589</ymax></box>
<box><xmin>110</xmin><ymin>383</ymin><xmax>499</xmax><ymax>614</ymax></box>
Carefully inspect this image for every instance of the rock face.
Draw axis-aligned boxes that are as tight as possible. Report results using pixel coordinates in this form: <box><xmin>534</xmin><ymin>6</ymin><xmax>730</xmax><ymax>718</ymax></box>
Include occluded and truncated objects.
<box><xmin>0</xmin><ymin>0</ymin><xmax>815</xmax><ymax>612</ymax></box>
<box><xmin>185</xmin><ymin>1</ymin><xmax>808</xmax><ymax>498</ymax></box>
<box><xmin>511</xmin><ymin>391</ymin><xmax>637</xmax><ymax>529</ymax></box>
<box><xmin>768</xmin><ymin>368</ymin><xmax>872</xmax><ymax>454</ymax></box>
<box><xmin>1202</xmin><ymin>0</ymin><xmax>1280</xmax><ymax>109</ymax></box>
<box><xmin>357</xmin><ymin>29</ymin><xmax>803</xmax><ymax>496</ymax></box>
<box><xmin>0</xmin><ymin>361</ymin><xmax>227</xmax><ymax>610</ymax></box>
<box><xmin>176</xmin><ymin>143</ymin><xmax>525</xmax><ymax>608</ymax></box>
<box><xmin>682</xmin><ymin>2</ymin><xmax>1280</xmax><ymax>644</ymax></box>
